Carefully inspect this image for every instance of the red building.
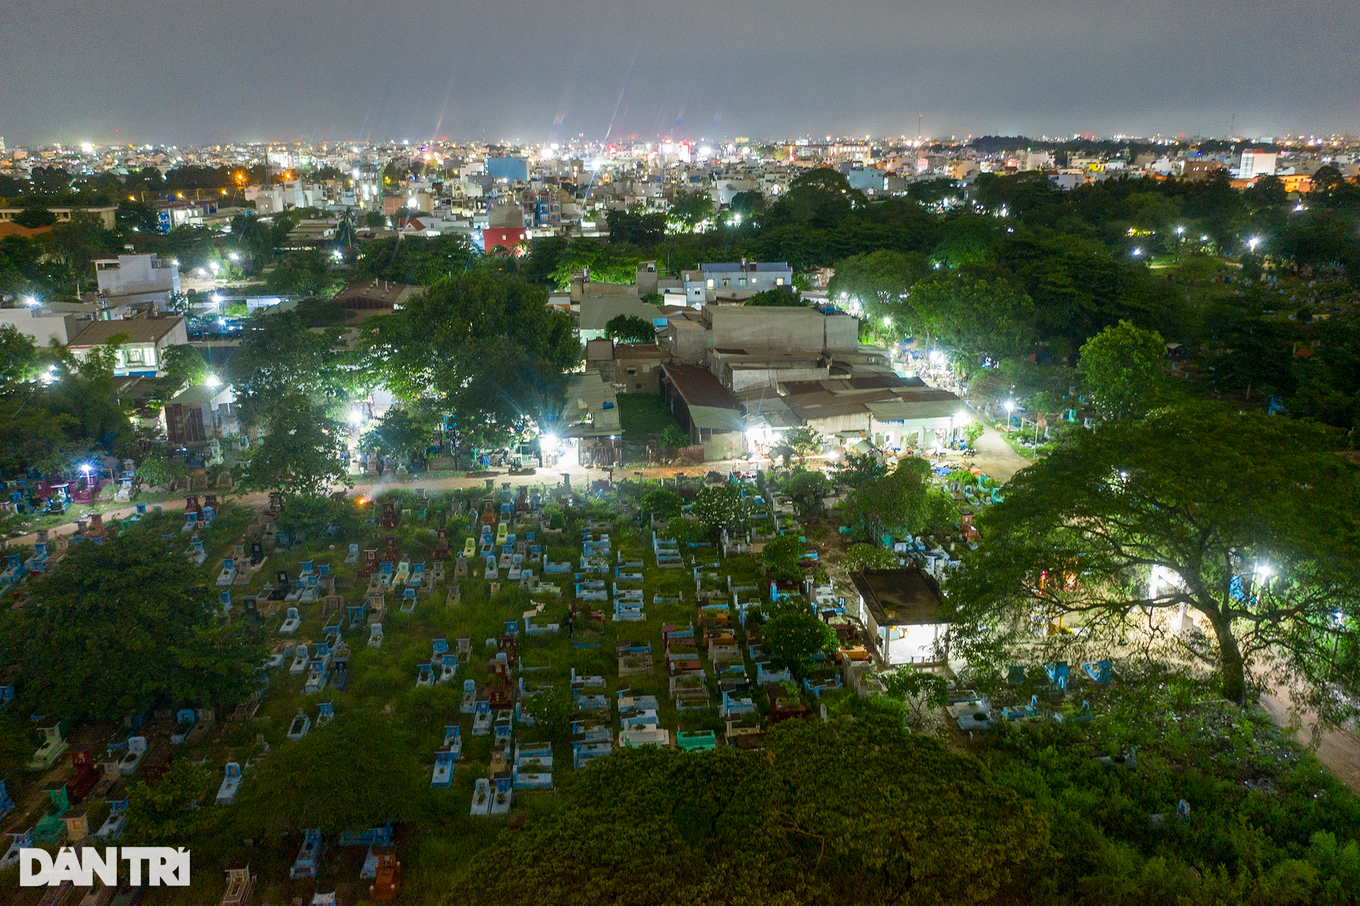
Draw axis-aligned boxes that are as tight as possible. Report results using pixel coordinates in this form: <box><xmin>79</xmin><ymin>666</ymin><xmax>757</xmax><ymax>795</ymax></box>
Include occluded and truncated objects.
<box><xmin>481</xmin><ymin>226</ymin><xmax>526</xmax><ymax>254</ymax></box>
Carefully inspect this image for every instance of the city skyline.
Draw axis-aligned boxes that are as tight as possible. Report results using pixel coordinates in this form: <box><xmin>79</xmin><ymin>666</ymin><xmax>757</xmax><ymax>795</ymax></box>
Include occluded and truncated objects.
<box><xmin>1</xmin><ymin>0</ymin><xmax>1357</xmax><ymax>146</ymax></box>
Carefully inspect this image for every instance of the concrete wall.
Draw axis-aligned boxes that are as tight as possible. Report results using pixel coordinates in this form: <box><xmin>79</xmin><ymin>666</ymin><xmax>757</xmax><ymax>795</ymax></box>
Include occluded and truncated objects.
<box><xmin>708</xmin><ymin>307</ymin><xmax>858</xmax><ymax>355</ymax></box>
<box><xmin>0</xmin><ymin>308</ymin><xmax>77</xmax><ymax>347</ymax></box>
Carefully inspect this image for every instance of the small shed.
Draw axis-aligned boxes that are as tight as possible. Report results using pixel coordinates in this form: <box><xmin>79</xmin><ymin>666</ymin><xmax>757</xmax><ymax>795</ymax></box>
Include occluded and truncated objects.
<box><xmin>850</xmin><ymin>568</ymin><xmax>949</xmax><ymax>667</ymax></box>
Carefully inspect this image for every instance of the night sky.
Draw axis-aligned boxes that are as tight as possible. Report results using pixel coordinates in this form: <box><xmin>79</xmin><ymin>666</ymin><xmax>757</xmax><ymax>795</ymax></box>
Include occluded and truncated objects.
<box><xmin>2</xmin><ymin>0</ymin><xmax>1357</xmax><ymax>146</ymax></box>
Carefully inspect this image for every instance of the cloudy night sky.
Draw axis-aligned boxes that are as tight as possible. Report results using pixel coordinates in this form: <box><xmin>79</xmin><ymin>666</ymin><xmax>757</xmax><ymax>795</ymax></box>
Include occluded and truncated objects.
<box><xmin>2</xmin><ymin>0</ymin><xmax>1357</xmax><ymax>145</ymax></box>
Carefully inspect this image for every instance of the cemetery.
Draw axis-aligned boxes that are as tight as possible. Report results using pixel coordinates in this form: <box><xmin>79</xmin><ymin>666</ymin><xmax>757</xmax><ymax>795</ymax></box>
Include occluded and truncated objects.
<box><xmin>0</xmin><ymin>457</ymin><xmax>1358</xmax><ymax>906</ymax></box>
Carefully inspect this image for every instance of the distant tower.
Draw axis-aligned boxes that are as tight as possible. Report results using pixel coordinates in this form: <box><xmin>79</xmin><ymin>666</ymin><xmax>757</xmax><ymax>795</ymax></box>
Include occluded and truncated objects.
<box><xmin>0</xmin><ymin>136</ymin><xmax>6</xmax><ymax>153</ymax></box>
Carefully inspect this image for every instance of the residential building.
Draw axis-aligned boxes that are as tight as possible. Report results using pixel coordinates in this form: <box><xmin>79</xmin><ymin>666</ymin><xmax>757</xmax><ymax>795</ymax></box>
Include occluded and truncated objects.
<box><xmin>681</xmin><ymin>262</ymin><xmax>793</xmax><ymax>304</ymax></box>
<box><xmin>486</xmin><ymin>157</ymin><xmax>530</xmax><ymax>183</ymax></box>
<box><xmin>165</xmin><ymin>383</ymin><xmax>237</xmax><ymax>444</ymax></box>
<box><xmin>0</xmin><ymin>305</ymin><xmax>80</xmax><ymax>347</ymax></box>
<box><xmin>0</xmin><ymin>206</ymin><xmax>117</xmax><ymax>230</ymax></box>
<box><xmin>1238</xmin><ymin>150</ymin><xmax>1278</xmax><ymax>179</ymax></box>
<box><xmin>94</xmin><ymin>254</ymin><xmax>181</xmax><ymax>310</ymax></box>
<box><xmin>659</xmin><ymin>363</ymin><xmax>747</xmax><ymax>461</ymax></box>
<box><xmin>65</xmin><ymin>316</ymin><xmax>187</xmax><ymax>377</ymax></box>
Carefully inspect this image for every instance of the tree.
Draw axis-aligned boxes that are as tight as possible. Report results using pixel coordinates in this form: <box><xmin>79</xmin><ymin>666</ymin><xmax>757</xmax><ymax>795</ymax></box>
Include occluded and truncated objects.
<box><xmin>0</xmin><ymin>324</ymin><xmax>39</xmax><ymax>386</ymax></box>
<box><xmin>361</xmin><ymin>273</ymin><xmax>579</xmax><ymax>451</ymax></box>
<box><xmin>834</xmin><ymin>451</ymin><xmax>888</xmax><ymax>490</ymax></box>
<box><xmin>605</xmin><ymin>208</ymin><xmax>666</xmax><ymax>246</ymax></box>
<box><xmin>1076</xmin><ymin>319</ymin><xmax>1166</xmax><ymax>420</ymax></box>
<box><xmin>842</xmin><ymin>543</ymin><xmax>898</xmax><ymax>572</ymax></box>
<box><xmin>827</xmin><ymin>250</ymin><xmax>929</xmax><ymax>307</ymax></box>
<box><xmin>963</xmin><ymin>422</ymin><xmax>985</xmax><ymax>451</ymax></box>
<box><xmin>667</xmin><ymin>191</ymin><xmax>715</xmax><ymax>232</ymax></box>
<box><xmin>604</xmin><ymin>314</ymin><xmax>655</xmax><ymax>343</ymax></box>
<box><xmin>907</xmin><ymin>272</ymin><xmax>1035</xmax><ymax>361</ymax></box>
<box><xmin>265</xmin><ymin>250</ymin><xmax>337</xmax><ymax>297</ymax></box>
<box><xmin>744</xmin><ymin>288</ymin><xmax>808</xmax><ymax>307</ymax></box>
<box><xmin>229</xmin><ymin>310</ymin><xmax>348</xmax><ymax>429</ymax></box>
<box><xmin>786</xmin><ymin>469</ymin><xmax>830</xmax><ymax>508</ymax></box>
<box><xmin>14</xmin><ymin>205</ymin><xmax>56</xmax><ymax>228</ymax></box>
<box><xmin>641</xmin><ymin>488</ymin><xmax>683</xmax><ymax>521</ymax></box>
<box><xmin>782</xmin><ymin>425</ymin><xmax>822</xmax><ymax>464</ymax></box>
<box><xmin>232</xmin><ymin>711</ymin><xmax>426</xmax><ymax>836</ymax></box>
<box><xmin>123</xmin><ymin>757</ymin><xmax>219</xmax><ymax>845</ymax></box>
<box><xmin>880</xmin><ymin>666</ymin><xmax>949</xmax><ymax>733</ymax></box>
<box><xmin>763</xmin><ymin>611</ymin><xmax>837</xmax><ymax>679</ymax></box>
<box><xmin>7</xmin><ymin>526</ymin><xmax>264</xmax><ymax>720</ymax></box>
<box><xmin>692</xmin><ymin>484</ymin><xmax>745</xmax><ymax>538</ymax></box>
<box><xmin>361</xmin><ymin>403</ymin><xmax>440</xmax><ymax>469</ymax></box>
<box><xmin>451</xmin><ymin>714</ymin><xmax>1046</xmax><ymax>904</ymax></box>
<box><xmin>160</xmin><ymin>343</ymin><xmax>210</xmax><ymax>387</ymax></box>
<box><xmin>241</xmin><ymin>394</ymin><xmax>351</xmax><ymax>497</ymax></box>
<box><xmin>659</xmin><ymin>424</ymin><xmax>689</xmax><ymax>453</ymax></box>
<box><xmin>761</xmin><ymin>534</ymin><xmax>805</xmax><ymax>584</ymax></box>
<box><xmin>944</xmin><ymin>405</ymin><xmax>1360</xmax><ymax>715</ymax></box>
<box><xmin>843</xmin><ymin>457</ymin><xmax>935</xmax><ymax>541</ymax></box>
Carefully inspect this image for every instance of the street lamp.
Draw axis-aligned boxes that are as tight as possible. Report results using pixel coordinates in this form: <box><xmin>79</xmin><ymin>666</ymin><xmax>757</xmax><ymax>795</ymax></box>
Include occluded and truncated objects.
<box><xmin>1247</xmin><ymin>236</ymin><xmax>1261</xmax><ymax>252</ymax></box>
<box><xmin>23</xmin><ymin>295</ymin><xmax>39</xmax><ymax>307</ymax></box>
<box><xmin>80</xmin><ymin>463</ymin><xmax>93</xmax><ymax>490</ymax></box>
<box><xmin>1003</xmin><ymin>400</ymin><xmax>1015</xmax><ymax>435</ymax></box>
<box><xmin>204</xmin><ymin>375</ymin><xmax>221</xmax><ymax>389</ymax></box>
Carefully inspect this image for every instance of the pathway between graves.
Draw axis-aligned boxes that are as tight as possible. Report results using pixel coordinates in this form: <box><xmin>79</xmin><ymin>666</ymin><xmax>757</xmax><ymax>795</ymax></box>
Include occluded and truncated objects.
<box><xmin>4</xmin><ymin>461</ymin><xmax>754</xmax><ymax>549</ymax></box>
<box><xmin>1259</xmin><ymin>683</ymin><xmax>1360</xmax><ymax>795</ymax></box>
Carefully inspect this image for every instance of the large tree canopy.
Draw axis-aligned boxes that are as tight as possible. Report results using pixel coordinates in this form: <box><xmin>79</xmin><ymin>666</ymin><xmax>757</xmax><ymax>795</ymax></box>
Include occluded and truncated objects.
<box><xmin>228</xmin><ymin>310</ymin><xmax>349</xmax><ymax>429</ymax></box>
<box><xmin>7</xmin><ymin>524</ymin><xmax>264</xmax><ymax>721</ymax></box>
<box><xmin>945</xmin><ymin>405</ymin><xmax>1360</xmax><ymax>716</ymax></box>
<box><xmin>362</xmin><ymin>273</ymin><xmax>578</xmax><ymax>449</ymax></box>
<box><xmin>449</xmin><ymin>714</ymin><xmax>1047</xmax><ymax>906</ymax></box>
<box><xmin>1077</xmin><ymin>319</ymin><xmax>1168</xmax><ymax>420</ymax></box>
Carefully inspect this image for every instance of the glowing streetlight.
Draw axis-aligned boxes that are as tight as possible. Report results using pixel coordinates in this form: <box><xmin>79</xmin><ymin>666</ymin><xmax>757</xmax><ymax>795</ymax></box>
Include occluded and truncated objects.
<box><xmin>80</xmin><ymin>463</ymin><xmax>94</xmax><ymax>490</ymax></box>
<box><xmin>228</xmin><ymin>252</ymin><xmax>241</xmax><ymax>262</ymax></box>
<box><xmin>1131</xmin><ymin>247</ymin><xmax>1143</xmax><ymax>257</ymax></box>
<box><xmin>1175</xmin><ymin>225</ymin><xmax>1185</xmax><ymax>236</ymax></box>
<box><xmin>23</xmin><ymin>295</ymin><xmax>39</xmax><ymax>307</ymax></box>
<box><xmin>209</xmin><ymin>261</ymin><xmax>220</xmax><ymax>275</ymax></box>
<box><xmin>1247</xmin><ymin>236</ymin><xmax>1261</xmax><ymax>252</ymax></box>
<box><xmin>204</xmin><ymin>375</ymin><xmax>222</xmax><ymax>389</ymax></box>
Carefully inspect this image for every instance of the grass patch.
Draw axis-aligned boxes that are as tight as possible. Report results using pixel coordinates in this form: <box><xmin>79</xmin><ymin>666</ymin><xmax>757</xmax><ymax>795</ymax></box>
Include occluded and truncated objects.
<box><xmin>617</xmin><ymin>393</ymin><xmax>681</xmax><ymax>445</ymax></box>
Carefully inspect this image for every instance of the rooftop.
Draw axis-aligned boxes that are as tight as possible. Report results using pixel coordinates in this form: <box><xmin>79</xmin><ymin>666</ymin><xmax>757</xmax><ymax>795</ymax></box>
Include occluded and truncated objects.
<box><xmin>851</xmin><ymin>569</ymin><xmax>945</xmax><ymax>626</ymax></box>
<box><xmin>69</xmin><ymin>316</ymin><xmax>184</xmax><ymax>347</ymax></box>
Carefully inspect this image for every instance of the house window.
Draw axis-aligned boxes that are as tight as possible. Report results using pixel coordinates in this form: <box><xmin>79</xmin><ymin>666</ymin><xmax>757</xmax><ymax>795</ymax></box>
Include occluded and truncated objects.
<box><xmin>125</xmin><ymin>347</ymin><xmax>145</xmax><ymax>364</ymax></box>
<box><xmin>626</xmin><ymin>367</ymin><xmax>637</xmax><ymax>376</ymax></box>
<box><xmin>776</xmin><ymin>277</ymin><xmax>784</xmax><ymax>286</ymax></box>
<box><xmin>706</xmin><ymin>279</ymin><xmax>714</xmax><ymax>289</ymax></box>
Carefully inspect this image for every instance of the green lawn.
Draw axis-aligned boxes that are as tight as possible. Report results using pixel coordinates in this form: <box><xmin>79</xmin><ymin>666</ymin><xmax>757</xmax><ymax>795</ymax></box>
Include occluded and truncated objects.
<box><xmin>616</xmin><ymin>393</ymin><xmax>681</xmax><ymax>444</ymax></box>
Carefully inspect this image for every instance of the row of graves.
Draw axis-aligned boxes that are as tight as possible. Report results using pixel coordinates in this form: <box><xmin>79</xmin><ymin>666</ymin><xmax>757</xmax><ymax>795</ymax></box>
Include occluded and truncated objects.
<box><xmin>5</xmin><ymin>476</ymin><xmax>881</xmax><ymax>903</ymax></box>
<box><xmin>0</xmin><ymin>497</ymin><xmax>277</xmax><ymax>903</ymax></box>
